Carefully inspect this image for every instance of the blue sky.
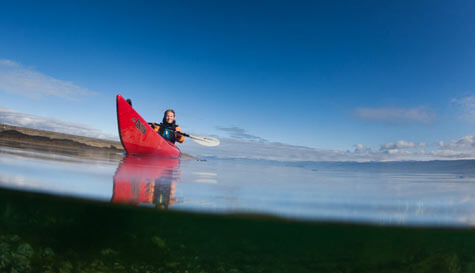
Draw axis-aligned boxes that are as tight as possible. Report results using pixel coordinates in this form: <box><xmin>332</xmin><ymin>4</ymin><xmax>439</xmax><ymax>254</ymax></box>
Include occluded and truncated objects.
<box><xmin>0</xmin><ymin>0</ymin><xmax>474</xmax><ymax>153</ymax></box>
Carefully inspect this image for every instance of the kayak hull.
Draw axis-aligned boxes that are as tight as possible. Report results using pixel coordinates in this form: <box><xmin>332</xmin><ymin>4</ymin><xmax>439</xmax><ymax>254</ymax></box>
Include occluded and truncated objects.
<box><xmin>116</xmin><ymin>94</ymin><xmax>181</xmax><ymax>157</ymax></box>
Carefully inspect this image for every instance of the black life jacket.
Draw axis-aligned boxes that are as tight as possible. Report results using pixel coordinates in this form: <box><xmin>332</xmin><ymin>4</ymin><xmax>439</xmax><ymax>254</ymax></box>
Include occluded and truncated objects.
<box><xmin>158</xmin><ymin>122</ymin><xmax>178</xmax><ymax>143</ymax></box>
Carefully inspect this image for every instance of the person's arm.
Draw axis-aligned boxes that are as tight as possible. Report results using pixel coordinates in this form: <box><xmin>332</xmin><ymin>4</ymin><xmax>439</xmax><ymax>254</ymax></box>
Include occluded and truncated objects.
<box><xmin>175</xmin><ymin>127</ymin><xmax>185</xmax><ymax>143</ymax></box>
<box><xmin>149</xmin><ymin>122</ymin><xmax>160</xmax><ymax>133</ymax></box>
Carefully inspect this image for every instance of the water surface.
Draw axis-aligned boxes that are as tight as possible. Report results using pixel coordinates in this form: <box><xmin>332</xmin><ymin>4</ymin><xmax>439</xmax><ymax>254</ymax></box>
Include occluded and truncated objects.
<box><xmin>1</xmin><ymin>144</ymin><xmax>475</xmax><ymax>227</ymax></box>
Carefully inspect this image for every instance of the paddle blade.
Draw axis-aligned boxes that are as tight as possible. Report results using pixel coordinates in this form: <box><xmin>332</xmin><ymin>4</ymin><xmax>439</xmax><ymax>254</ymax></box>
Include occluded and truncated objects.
<box><xmin>189</xmin><ymin>135</ymin><xmax>220</xmax><ymax>147</ymax></box>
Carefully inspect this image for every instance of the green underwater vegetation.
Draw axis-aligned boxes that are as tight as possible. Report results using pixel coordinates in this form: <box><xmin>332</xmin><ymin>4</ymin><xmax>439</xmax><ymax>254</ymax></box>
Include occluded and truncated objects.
<box><xmin>1</xmin><ymin>188</ymin><xmax>475</xmax><ymax>273</ymax></box>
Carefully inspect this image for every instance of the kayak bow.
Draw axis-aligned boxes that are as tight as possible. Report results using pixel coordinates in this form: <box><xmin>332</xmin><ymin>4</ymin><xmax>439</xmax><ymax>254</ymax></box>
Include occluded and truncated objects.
<box><xmin>116</xmin><ymin>94</ymin><xmax>181</xmax><ymax>157</ymax></box>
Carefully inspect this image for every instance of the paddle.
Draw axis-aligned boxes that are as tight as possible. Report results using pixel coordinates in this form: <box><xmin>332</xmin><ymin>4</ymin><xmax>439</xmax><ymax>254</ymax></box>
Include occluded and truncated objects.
<box><xmin>148</xmin><ymin>123</ymin><xmax>220</xmax><ymax>147</ymax></box>
<box><xmin>180</xmin><ymin>132</ymin><xmax>220</xmax><ymax>147</ymax></box>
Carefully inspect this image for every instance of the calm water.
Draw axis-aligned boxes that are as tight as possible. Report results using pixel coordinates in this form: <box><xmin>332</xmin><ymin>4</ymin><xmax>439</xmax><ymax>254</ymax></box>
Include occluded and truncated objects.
<box><xmin>3</xmin><ymin>144</ymin><xmax>475</xmax><ymax>273</ymax></box>
<box><xmin>1</xmin><ymin>144</ymin><xmax>475</xmax><ymax>227</ymax></box>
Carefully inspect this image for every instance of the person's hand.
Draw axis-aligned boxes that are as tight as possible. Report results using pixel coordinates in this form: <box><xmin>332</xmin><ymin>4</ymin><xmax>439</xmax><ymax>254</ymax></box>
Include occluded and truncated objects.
<box><xmin>175</xmin><ymin>131</ymin><xmax>183</xmax><ymax>138</ymax></box>
<box><xmin>148</xmin><ymin>122</ymin><xmax>158</xmax><ymax>129</ymax></box>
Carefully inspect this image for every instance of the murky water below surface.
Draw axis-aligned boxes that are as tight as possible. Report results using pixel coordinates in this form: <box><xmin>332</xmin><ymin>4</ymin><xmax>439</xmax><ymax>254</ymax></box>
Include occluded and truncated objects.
<box><xmin>1</xmin><ymin>144</ymin><xmax>475</xmax><ymax>227</ymax></box>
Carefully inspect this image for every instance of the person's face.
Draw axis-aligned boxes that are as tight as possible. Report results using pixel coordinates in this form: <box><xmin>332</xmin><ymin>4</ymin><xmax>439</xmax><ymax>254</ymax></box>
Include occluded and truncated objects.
<box><xmin>165</xmin><ymin>111</ymin><xmax>175</xmax><ymax>123</ymax></box>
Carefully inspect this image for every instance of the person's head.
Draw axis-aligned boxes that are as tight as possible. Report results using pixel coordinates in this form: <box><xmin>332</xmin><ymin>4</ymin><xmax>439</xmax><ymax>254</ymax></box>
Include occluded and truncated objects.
<box><xmin>162</xmin><ymin>109</ymin><xmax>176</xmax><ymax>124</ymax></box>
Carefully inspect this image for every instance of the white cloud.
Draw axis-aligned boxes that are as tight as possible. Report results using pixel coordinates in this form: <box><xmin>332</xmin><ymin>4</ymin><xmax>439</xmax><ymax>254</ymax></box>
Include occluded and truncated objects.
<box><xmin>353</xmin><ymin>106</ymin><xmax>435</xmax><ymax>123</ymax></box>
<box><xmin>354</xmin><ymin>143</ymin><xmax>370</xmax><ymax>153</ymax></box>
<box><xmin>183</xmin><ymin>138</ymin><xmax>352</xmax><ymax>161</ymax></box>
<box><xmin>379</xmin><ymin>140</ymin><xmax>427</xmax><ymax>151</ymax></box>
<box><xmin>182</xmin><ymin>134</ymin><xmax>475</xmax><ymax>162</ymax></box>
<box><xmin>380</xmin><ymin>140</ymin><xmax>416</xmax><ymax>150</ymax></box>
<box><xmin>0</xmin><ymin>106</ymin><xmax>117</xmax><ymax>140</ymax></box>
<box><xmin>0</xmin><ymin>59</ymin><xmax>20</xmax><ymax>67</ymax></box>
<box><xmin>181</xmin><ymin>134</ymin><xmax>475</xmax><ymax>162</ymax></box>
<box><xmin>439</xmin><ymin>135</ymin><xmax>475</xmax><ymax>150</ymax></box>
<box><xmin>452</xmin><ymin>96</ymin><xmax>475</xmax><ymax>122</ymax></box>
<box><xmin>216</xmin><ymin>126</ymin><xmax>267</xmax><ymax>142</ymax></box>
<box><xmin>0</xmin><ymin>59</ymin><xmax>94</xmax><ymax>99</ymax></box>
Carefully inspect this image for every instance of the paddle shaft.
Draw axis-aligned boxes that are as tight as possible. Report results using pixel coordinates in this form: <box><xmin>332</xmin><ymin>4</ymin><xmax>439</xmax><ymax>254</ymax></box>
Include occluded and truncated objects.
<box><xmin>148</xmin><ymin>122</ymin><xmax>220</xmax><ymax>146</ymax></box>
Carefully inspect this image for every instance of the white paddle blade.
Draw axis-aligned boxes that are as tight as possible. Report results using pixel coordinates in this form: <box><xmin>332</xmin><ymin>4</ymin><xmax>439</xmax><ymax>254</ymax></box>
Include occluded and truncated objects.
<box><xmin>189</xmin><ymin>135</ymin><xmax>220</xmax><ymax>147</ymax></box>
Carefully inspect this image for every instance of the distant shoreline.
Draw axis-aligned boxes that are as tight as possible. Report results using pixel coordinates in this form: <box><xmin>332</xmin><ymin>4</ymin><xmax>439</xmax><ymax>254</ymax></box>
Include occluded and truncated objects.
<box><xmin>0</xmin><ymin>123</ymin><xmax>197</xmax><ymax>160</ymax></box>
<box><xmin>0</xmin><ymin>123</ymin><xmax>123</xmax><ymax>152</ymax></box>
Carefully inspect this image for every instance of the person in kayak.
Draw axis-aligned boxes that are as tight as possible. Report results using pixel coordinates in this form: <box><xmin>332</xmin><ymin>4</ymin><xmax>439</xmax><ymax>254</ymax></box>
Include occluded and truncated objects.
<box><xmin>150</xmin><ymin>109</ymin><xmax>185</xmax><ymax>144</ymax></box>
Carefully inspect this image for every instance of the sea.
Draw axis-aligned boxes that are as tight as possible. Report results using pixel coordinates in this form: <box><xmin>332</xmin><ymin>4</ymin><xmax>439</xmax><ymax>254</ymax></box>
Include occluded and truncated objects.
<box><xmin>1</xmin><ymin>143</ymin><xmax>475</xmax><ymax>273</ymax></box>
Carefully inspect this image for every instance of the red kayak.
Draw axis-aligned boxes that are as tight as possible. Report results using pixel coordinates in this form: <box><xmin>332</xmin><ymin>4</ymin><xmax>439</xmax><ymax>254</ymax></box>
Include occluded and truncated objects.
<box><xmin>116</xmin><ymin>94</ymin><xmax>181</xmax><ymax>157</ymax></box>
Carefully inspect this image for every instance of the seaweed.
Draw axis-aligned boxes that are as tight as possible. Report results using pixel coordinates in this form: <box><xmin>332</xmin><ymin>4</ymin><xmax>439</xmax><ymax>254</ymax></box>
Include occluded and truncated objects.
<box><xmin>1</xmin><ymin>188</ymin><xmax>475</xmax><ymax>273</ymax></box>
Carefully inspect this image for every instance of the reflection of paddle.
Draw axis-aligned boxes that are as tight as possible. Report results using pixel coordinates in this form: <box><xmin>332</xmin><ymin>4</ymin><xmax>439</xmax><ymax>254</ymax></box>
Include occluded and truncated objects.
<box><xmin>148</xmin><ymin>122</ymin><xmax>220</xmax><ymax>147</ymax></box>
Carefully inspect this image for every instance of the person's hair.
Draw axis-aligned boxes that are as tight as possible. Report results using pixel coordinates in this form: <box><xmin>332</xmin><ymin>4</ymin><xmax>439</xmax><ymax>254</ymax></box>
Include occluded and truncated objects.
<box><xmin>162</xmin><ymin>109</ymin><xmax>176</xmax><ymax>124</ymax></box>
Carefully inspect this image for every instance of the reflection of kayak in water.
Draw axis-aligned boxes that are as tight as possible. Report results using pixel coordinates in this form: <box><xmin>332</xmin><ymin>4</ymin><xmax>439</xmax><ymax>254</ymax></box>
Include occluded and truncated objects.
<box><xmin>116</xmin><ymin>94</ymin><xmax>181</xmax><ymax>157</ymax></box>
<box><xmin>112</xmin><ymin>155</ymin><xmax>180</xmax><ymax>209</ymax></box>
